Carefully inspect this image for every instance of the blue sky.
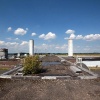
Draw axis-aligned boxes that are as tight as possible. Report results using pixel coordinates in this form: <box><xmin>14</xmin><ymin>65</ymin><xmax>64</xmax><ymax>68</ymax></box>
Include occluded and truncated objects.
<box><xmin>0</xmin><ymin>0</ymin><xmax>100</xmax><ymax>53</ymax></box>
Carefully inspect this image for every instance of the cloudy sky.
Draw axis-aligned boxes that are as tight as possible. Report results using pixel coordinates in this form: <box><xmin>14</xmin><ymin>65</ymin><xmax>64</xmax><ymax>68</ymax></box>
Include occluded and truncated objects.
<box><xmin>0</xmin><ymin>0</ymin><xmax>100</xmax><ymax>53</ymax></box>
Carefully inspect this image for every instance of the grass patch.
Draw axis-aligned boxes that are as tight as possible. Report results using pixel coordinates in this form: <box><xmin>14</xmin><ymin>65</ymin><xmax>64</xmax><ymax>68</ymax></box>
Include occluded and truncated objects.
<box><xmin>0</xmin><ymin>67</ymin><xmax>11</xmax><ymax>74</ymax></box>
<box><xmin>0</xmin><ymin>67</ymin><xmax>10</xmax><ymax>70</ymax></box>
<box><xmin>0</xmin><ymin>68</ymin><xmax>10</xmax><ymax>74</ymax></box>
<box><xmin>89</xmin><ymin>67</ymin><xmax>100</xmax><ymax>70</ymax></box>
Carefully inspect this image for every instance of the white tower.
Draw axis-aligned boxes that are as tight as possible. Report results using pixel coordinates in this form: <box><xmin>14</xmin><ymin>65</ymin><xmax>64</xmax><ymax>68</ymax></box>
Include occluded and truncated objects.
<box><xmin>29</xmin><ymin>39</ymin><xmax>34</xmax><ymax>56</ymax></box>
<box><xmin>68</xmin><ymin>39</ymin><xmax>73</xmax><ymax>57</ymax></box>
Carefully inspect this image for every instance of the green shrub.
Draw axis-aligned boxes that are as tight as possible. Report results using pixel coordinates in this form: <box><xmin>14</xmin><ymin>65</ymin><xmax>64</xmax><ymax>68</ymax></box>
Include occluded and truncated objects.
<box><xmin>23</xmin><ymin>55</ymin><xmax>41</xmax><ymax>75</ymax></box>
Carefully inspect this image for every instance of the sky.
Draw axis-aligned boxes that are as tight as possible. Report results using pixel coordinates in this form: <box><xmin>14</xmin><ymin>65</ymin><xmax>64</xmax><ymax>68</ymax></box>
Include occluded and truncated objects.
<box><xmin>0</xmin><ymin>0</ymin><xmax>100</xmax><ymax>53</ymax></box>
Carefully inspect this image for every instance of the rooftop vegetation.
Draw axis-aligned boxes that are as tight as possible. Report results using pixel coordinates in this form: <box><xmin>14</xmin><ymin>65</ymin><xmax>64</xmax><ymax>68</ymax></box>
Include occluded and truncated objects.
<box><xmin>23</xmin><ymin>55</ymin><xmax>41</xmax><ymax>75</ymax></box>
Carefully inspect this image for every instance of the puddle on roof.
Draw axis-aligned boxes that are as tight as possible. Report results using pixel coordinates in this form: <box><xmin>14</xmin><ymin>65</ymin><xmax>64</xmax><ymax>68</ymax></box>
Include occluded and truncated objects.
<box><xmin>42</xmin><ymin>62</ymin><xmax>61</xmax><ymax>66</ymax></box>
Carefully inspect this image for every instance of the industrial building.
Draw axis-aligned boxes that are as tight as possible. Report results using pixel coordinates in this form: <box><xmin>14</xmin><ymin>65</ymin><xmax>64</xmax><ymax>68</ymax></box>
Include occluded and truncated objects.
<box><xmin>0</xmin><ymin>48</ymin><xmax>8</xmax><ymax>59</ymax></box>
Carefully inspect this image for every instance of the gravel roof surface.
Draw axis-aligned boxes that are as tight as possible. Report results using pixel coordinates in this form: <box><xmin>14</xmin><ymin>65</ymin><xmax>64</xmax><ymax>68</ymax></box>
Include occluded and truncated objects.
<box><xmin>41</xmin><ymin>55</ymin><xmax>61</xmax><ymax>62</ymax></box>
<box><xmin>39</xmin><ymin>55</ymin><xmax>90</xmax><ymax>76</ymax></box>
<box><xmin>0</xmin><ymin>55</ymin><xmax>100</xmax><ymax>100</ymax></box>
<box><xmin>39</xmin><ymin>55</ymin><xmax>76</xmax><ymax>76</ymax></box>
<box><xmin>0</xmin><ymin>60</ymin><xmax>20</xmax><ymax>66</ymax></box>
<box><xmin>0</xmin><ymin>78</ymin><xmax>100</xmax><ymax>100</ymax></box>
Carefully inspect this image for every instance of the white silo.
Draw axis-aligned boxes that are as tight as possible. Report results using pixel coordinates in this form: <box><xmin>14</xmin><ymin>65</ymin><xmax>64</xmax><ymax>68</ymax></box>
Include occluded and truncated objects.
<box><xmin>68</xmin><ymin>39</ymin><xmax>73</xmax><ymax>57</ymax></box>
<box><xmin>29</xmin><ymin>39</ymin><xmax>34</xmax><ymax>56</ymax></box>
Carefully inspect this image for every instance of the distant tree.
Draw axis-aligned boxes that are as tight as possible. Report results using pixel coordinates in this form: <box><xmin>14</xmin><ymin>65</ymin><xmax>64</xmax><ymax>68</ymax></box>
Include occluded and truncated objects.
<box><xmin>23</xmin><ymin>55</ymin><xmax>41</xmax><ymax>75</ymax></box>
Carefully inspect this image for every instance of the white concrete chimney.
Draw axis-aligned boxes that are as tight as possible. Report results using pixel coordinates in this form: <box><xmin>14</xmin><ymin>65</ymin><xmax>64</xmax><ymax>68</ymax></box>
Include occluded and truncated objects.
<box><xmin>68</xmin><ymin>39</ymin><xmax>73</xmax><ymax>57</ymax></box>
<box><xmin>29</xmin><ymin>39</ymin><xmax>34</xmax><ymax>56</ymax></box>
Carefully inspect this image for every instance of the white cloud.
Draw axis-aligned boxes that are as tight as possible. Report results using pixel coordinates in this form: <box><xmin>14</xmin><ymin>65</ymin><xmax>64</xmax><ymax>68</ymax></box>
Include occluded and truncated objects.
<box><xmin>65</xmin><ymin>29</ymin><xmax>75</xmax><ymax>34</ymax></box>
<box><xmin>44</xmin><ymin>32</ymin><xmax>56</xmax><ymax>40</ymax></box>
<box><xmin>0</xmin><ymin>40</ymin><xmax>28</xmax><ymax>53</ymax></box>
<box><xmin>6</xmin><ymin>42</ymin><xmax>19</xmax><ymax>46</ymax></box>
<box><xmin>15</xmin><ymin>38</ymin><xmax>19</xmax><ymax>40</ymax></box>
<box><xmin>35</xmin><ymin>44</ymin><xmax>67</xmax><ymax>53</ymax></box>
<box><xmin>64</xmin><ymin>34</ymin><xmax>76</xmax><ymax>40</ymax></box>
<box><xmin>64</xmin><ymin>37</ymin><xmax>68</xmax><ymax>40</ymax></box>
<box><xmin>31</xmin><ymin>32</ymin><xmax>36</xmax><ymax>36</ymax></box>
<box><xmin>55</xmin><ymin>44</ymin><xmax>67</xmax><ymax>50</ymax></box>
<box><xmin>55</xmin><ymin>46</ymin><xmax>60</xmax><ymax>49</ymax></box>
<box><xmin>0</xmin><ymin>40</ymin><xmax>5</xmax><ymax>45</ymax></box>
<box><xmin>84</xmin><ymin>47</ymin><xmax>90</xmax><ymax>51</ymax></box>
<box><xmin>65</xmin><ymin>29</ymin><xmax>100</xmax><ymax>41</ymax></box>
<box><xmin>7</xmin><ymin>27</ymin><xmax>12</xmax><ymax>31</ymax></box>
<box><xmin>39</xmin><ymin>34</ymin><xmax>45</xmax><ymax>38</ymax></box>
<box><xmin>39</xmin><ymin>32</ymin><xmax>56</xmax><ymax>40</ymax></box>
<box><xmin>76</xmin><ymin>35</ymin><xmax>83</xmax><ymax>39</ymax></box>
<box><xmin>26</xmin><ymin>28</ymin><xmax>28</xmax><ymax>31</ymax></box>
<box><xmin>61</xmin><ymin>44</ymin><xmax>67</xmax><ymax>49</ymax></box>
<box><xmin>69</xmin><ymin>33</ymin><xmax>76</xmax><ymax>39</ymax></box>
<box><xmin>6</xmin><ymin>37</ymin><xmax>20</xmax><ymax>41</ymax></box>
<box><xmin>83</xmin><ymin>34</ymin><xmax>100</xmax><ymax>41</ymax></box>
<box><xmin>42</xmin><ymin>43</ymin><xmax>47</xmax><ymax>46</ymax></box>
<box><xmin>6</xmin><ymin>37</ymin><xmax>12</xmax><ymax>40</ymax></box>
<box><xmin>14</xmin><ymin>28</ymin><xmax>27</xmax><ymax>35</ymax></box>
<box><xmin>0</xmin><ymin>41</ymin><xmax>19</xmax><ymax>48</ymax></box>
<box><xmin>20</xmin><ymin>41</ymin><xmax>28</xmax><ymax>45</ymax></box>
<box><xmin>65</xmin><ymin>29</ymin><xmax>75</xmax><ymax>39</ymax></box>
<box><xmin>75</xmin><ymin>34</ymin><xmax>100</xmax><ymax>41</ymax></box>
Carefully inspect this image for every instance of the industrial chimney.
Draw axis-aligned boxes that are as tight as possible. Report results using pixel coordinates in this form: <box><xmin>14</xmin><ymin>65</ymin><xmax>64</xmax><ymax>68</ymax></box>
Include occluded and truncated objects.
<box><xmin>68</xmin><ymin>39</ymin><xmax>73</xmax><ymax>57</ymax></box>
<box><xmin>29</xmin><ymin>39</ymin><xmax>34</xmax><ymax>56</ymax></box>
